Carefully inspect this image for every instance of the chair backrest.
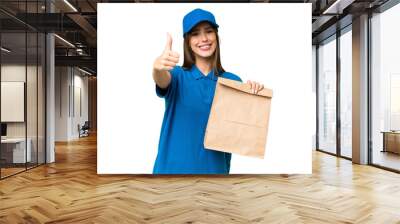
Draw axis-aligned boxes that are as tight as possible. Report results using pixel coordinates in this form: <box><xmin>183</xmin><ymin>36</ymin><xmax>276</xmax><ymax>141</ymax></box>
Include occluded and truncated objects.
<box><xmin>82</xmin><ymin>121</ymin><xmax>90</xmax><ymax>129</ymax></box>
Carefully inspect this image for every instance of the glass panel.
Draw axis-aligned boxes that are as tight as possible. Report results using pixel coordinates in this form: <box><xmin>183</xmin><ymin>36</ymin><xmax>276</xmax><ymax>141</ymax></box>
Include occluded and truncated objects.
<box><xmin>0</xmin><ymin>1</ymin><xmax>46</xmax><ymax>178</ymax></box>
<box><xmin>1</xmin><ymin>31</ymin><xmax>27</xmax><ymax>177</ymax></box>
<box><xmin>318</xmin><ymin>36</ymin><xmax>337</xmax><ymax>154</ymax></box>
<box><xmin>340</xmin><ymin>29</ymin><xmax>352</xmax><ymax>158</ymax></box>
<box><xmin>312</xmin><ymin>46</ymin><xmax>317</xmax><ymax>150</ymax></box>
<box><xmin>38</xmin><ymin>32</ymin><xmax>45</xmax><ymax>165</ymax></box>
<box><xmin>371</xmin><ymin>4</ymin><xmax>400</xmax><ymax>171</ymax></box>
<box><xmin>26</xmin><ymin>0</ymin><xmax>39</xmax><ymax>170</ymax></box>
<box><xmin>27</xmin><ymin>31</ymin><xmax>38</xmax><ymax>169</ymax></box>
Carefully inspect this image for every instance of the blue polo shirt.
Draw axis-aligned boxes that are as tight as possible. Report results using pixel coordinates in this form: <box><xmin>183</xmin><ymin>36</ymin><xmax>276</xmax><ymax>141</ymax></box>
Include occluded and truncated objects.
<box><xmin>153</xmin><ymin>65</ymin><xmax>242</xmax><ymax>174</ymax></box>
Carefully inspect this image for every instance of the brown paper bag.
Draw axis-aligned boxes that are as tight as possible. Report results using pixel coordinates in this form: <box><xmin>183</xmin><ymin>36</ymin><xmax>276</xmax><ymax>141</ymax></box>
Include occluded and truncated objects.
<box><xmin>204</xmin><ymin>77</ymin><xmax>273</xmax><ymax>159</ymax></box>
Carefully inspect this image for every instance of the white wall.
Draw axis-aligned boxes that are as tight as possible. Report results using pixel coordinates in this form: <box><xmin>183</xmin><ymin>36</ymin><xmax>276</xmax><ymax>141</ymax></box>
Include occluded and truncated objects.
<box><xmin>55</xmin><ymin>66</ymin><xmax>89</xmax><ymax>141</ymax></box>
<box><xmin>1</xmin><ymin>65</ymin><xmax>40</xmax><ymax>138</ymax></box>
<box><xmin>55</xmin><ymin>66</ymin><xmax>69</xmax><ymax>141</ymax></box>
<box><xmin>72</xmin><ymin>71</ymin><xmax>89</xmax><ymax>138</ymax></box>
<box><xmin>1</xmin><ymin>64</ymin><xmax>46</xmax><ymax>163</ymax></box>
<box><xmin>1</xmin><ymin>65</ymin><xmax>26</xmax><ymax>131</ymax></box>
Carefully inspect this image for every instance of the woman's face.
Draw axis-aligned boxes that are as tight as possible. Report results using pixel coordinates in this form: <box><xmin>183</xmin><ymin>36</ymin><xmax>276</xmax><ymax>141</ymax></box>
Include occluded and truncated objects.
<box><xmin>189</xmin><ymin>22</ymin><xmax>217</xmax><ymax>60</ymax></box>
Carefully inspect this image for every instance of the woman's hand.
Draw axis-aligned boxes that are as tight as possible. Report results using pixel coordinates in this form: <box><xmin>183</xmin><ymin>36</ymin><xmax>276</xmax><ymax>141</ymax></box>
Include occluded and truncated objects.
<box><xmin>247</xmin><ymin>80</ymin><xmax>264</xmax><ymax>94</ymax></box>
<box><xmin>153</xmin><ymin>33</ymin><xmax>180</xmax><ymax>89</ymax></box>
<box><xmin>153</xmin><ymin>33</ymin><xmax>180</xmax><ymax>72</ymax></box>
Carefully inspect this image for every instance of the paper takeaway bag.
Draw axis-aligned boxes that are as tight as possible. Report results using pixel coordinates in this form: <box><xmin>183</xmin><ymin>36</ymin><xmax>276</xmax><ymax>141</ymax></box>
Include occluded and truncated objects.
<box><xmin>204</xmin><ymin>77</ymin><xmax>273</xmax><ymax>159</ymax></box>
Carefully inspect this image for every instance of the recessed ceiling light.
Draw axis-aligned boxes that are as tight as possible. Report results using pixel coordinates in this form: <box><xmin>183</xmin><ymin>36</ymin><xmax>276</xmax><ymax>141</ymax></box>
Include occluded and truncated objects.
<box><xmin>63</xmin><ymin>0</ymin><xmax>78</xmax><ymax>12</ymax></box>
<box><xmin>1</xmin><ymin>47</ymin><xmax>11</xmax><ymax>53</ymax></box>
<box><xmin>323</xmin><ymin>0</ymin><xmax>355</xmax><ymax>15</ymax></box>
<box><xmin>77</xmin><ymin>67</ymin><xmax>93</xmax><ymax>76</ymax></box>
<box><xmin>54</xmin><ymin>34</ymin><xmax>75</xmax><ymax>48</ymax></box>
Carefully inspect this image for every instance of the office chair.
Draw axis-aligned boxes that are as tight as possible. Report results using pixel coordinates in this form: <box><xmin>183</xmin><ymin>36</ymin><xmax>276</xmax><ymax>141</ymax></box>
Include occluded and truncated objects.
<box><xmin>79</xmin><ymin>121</ymin><xmax>90</xmax><ymax>138</ymax></box>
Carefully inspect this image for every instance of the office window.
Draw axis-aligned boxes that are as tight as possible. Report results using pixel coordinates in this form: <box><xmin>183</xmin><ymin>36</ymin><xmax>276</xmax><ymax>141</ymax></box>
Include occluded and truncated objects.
<box><xmin>371</xmin><ymin>3</ymin><xmax>400</xmax><ymax>171</ymax></box>
<box><xmin>312</xmin><ymin>45</ymin><xmax>317</xmax><ymax>150</ymax></box>
<box><xmin>318</xmin><ymin>36</ymin><xmax>337</xmax><ymax>154</ymax></box>
<box><xmin>340</xmin><ymin>28</ymin><xmax>352</xmax><ymax>158</ymax></box>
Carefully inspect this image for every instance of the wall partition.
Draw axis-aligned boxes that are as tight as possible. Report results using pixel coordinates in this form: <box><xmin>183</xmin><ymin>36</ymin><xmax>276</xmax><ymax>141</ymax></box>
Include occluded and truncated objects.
<box><xmin>0</xmin><ymin>31</ymin><xmax>28</xmax><ymax>177</ymax></box>
<box><xmin>0</xmin><ymin>1</ymin><xmax>46</xmax><ymax>179</ymax></box>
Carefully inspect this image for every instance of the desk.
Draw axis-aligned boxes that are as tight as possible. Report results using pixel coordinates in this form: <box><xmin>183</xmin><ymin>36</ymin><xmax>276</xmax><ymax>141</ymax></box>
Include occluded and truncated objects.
<box><xmin>382</xmin><ymin>131</ymin><xmax>400</xmax><ymax>154</ymax></box>
<box><xmin>1</xmin><ymin>138</ymin><xmax>31</xmax><ymax>163</ymax></box>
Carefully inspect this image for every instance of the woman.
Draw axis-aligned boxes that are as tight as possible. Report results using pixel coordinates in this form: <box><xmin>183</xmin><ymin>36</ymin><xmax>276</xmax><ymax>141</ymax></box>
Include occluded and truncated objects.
<box><xmin>152</xmin><ymin>8</ymin><xmax>264</xmax><ymax>174</ymax></box>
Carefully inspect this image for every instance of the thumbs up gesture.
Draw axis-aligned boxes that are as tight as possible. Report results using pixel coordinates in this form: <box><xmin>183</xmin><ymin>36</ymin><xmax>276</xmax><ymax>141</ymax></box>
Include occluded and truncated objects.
<box><xmin>153</xmin><ymin>33</ymin><xmax>180</xmax><ymax>72</ymax></box>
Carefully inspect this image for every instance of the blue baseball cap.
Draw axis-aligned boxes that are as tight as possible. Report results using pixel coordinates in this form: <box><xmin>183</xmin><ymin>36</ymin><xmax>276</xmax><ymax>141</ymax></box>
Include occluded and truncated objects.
<box><xmin>182</xmin><ymin>8</ymin><xmax>219</xmax><ymax>37</ymax></box>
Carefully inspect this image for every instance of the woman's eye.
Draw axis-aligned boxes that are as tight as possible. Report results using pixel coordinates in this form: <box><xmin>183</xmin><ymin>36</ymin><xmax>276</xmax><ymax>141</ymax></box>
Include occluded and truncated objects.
<box><xmin>207</xmin><ymin>30</ymin><xmax>213</xmax><ymax>33</ymax></box>
<box><xmin>192</xmin><ymin>32</ymin><xmax>199</xmax><ymax>36</ymax></box>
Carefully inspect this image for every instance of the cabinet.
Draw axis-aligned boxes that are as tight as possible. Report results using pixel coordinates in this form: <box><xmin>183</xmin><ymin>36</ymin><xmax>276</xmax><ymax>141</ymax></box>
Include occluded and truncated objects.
<box><xmin>0</xmin><ymin>138</ymin><xmax>32</xmax><ymax>165</ymax></box>
<box><xmin>382</xmin><ymin>131</ymin><xmax>400</xmax><ymax>154</ymax></box>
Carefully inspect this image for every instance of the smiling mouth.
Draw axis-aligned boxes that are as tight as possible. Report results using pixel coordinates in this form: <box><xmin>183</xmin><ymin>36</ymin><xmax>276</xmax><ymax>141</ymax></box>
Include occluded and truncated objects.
<box><xmin>198</xmin><ymin>44</ymin><xmax>211</xmax><ymax>51</ymax></box>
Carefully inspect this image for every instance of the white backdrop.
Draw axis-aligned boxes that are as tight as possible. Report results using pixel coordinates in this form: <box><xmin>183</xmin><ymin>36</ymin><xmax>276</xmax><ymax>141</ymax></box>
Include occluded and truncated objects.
<box><xmin>98</xmin><ymin>3</ymin><xmax>312</xmax><ymax>174</ymax></box>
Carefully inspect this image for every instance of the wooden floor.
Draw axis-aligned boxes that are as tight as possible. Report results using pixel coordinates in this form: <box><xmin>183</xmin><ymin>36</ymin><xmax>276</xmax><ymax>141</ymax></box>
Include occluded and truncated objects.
<box><xmin>1</xmin><ymin>163</ymin><xmax>45</xmax><ymax>178</ymax></box>
<box><xmin>1</xmin><ymin>134</ymin><xmax>400</xmax><ymax>223</ymax></box>
<box><xmin>373</xmin><ymin>150</ymin><xmax>400</xmax><ymax>171</ymax></box>
<box><xmin>0</xmin><ymin>167</ymin><xmax>26</xmax><ymax>178</ymax></box>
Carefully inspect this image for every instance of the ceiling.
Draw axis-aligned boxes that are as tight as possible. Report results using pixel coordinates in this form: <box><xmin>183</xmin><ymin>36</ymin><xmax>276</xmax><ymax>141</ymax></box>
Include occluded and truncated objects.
<box><xmin>0</xmin><ymin>0</ymin><xmax>393</xmax><ymax>75</ymax></box>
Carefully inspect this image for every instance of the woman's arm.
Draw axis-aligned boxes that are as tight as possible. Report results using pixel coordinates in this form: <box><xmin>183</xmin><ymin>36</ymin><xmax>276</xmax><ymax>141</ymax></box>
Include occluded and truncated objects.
<box><xmin>153</xmin><ymin>33</ymin><xmax>180</xmax><ymax>89</ymax></box>
<box><xmin>153</xmin><ymin>68</ymin><xmax>171</xmax><ymax>89</ymax></box>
